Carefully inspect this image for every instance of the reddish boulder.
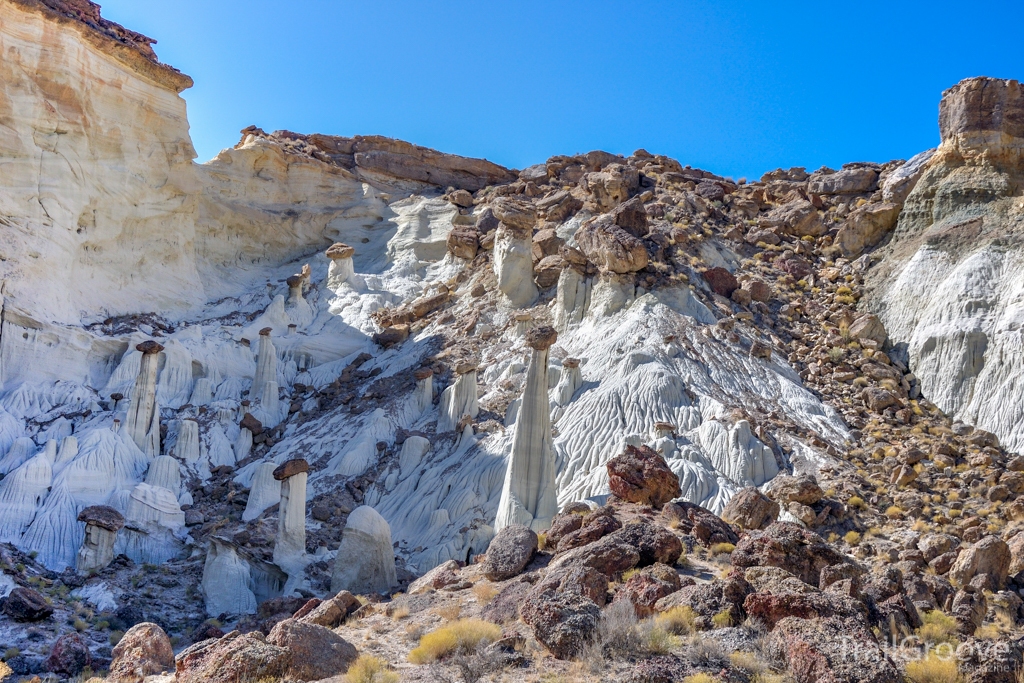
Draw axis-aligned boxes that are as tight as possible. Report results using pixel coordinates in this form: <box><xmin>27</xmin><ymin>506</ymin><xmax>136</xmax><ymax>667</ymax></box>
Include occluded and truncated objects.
<box><xmin>606</xmin><ymin>445</ymin><xmax>681</xmax><ymax>508</ymax></box>
<box><xmin>743</xmin><ymin>590</ymin><xmax>866</xmax><ymax>629</ymax></box>
<box><xmin>606</xmin><ymin>522</ymin><xmax>683</xmax><ymax>567</ymax></box>
<box><xmin>615</xmin><ymin>563</ymin><xmax>682</xmax><ymax>617</ymax></box>
<box><xmin>532</xmin><ymin>563</ymin><xmax>610</xmax><ymax>607</ymax></box>
<box><xmin>266</xmin><ymin>619</ymin><xmax>358</xmax><ymax>681</ymax></box>
<box><xmin>109</xmin><ymin>622</ymin><xmax>175</xmax><ymax>683</ymax></box>
<box><xmin>484</xmin><ymin>525</ymin><xmax>538</xmax><ymax>581</ymax></box>
<box><xmin>702</xmin><ymin>267</ymin><xmax>739</xmax><ymax>297</ymax></box>
<box><xmin>44</xmin><ymin>632</ymin><xmax>92</xmax><ymax>677</ymax></box>
<box><xmin>298</xmin><ymin>591</ymin><xmax>360</xmax><ymax>628</ymax></box>
<box><xmin>176</xmin><ymin>631</ymin><xmax>291</xmax><ymax>683</ymax></box>
<box><xmin>766</xmin><ymin>616</ymin><xmax>900</xmax><ymax>683</ymax></box>
<box><xmin>731</xmin><ymin>522</ymin><xmax>846</xmax><ymax>587</ymax></box>
<box><xmin>3</xmin><ymin>586</ymin><xmax>53</xmax><ymax>622</ymax></box>
<box><xmin>575</xmin><ymin>215</ymin><xmax>649</xmax><ymax>273</ymax></box>
<box><xmin>520</xmin><ymin>589</ymin><xmax>600</xmax><ymax>660</ymax></box>
<box><xmin>545</xmin><ymin>511</ymin><xmax>584</xmax><ymax>549</ymax></box>
<box><xmin>447</xmin><ymin>226</ymin><xmax>479</xmax><ymax>259</ymax></box>
<box><xmin>721</xmin><ymin>487</ymin><xmax>779</xmax><ymax>530</ymax></box>
<box><xmin>555</xmin><ymin>506</ymin><xmax>621</xmax><ymax>552</ymax></box>
<box><xmin>661</xmin><ymin>501</ymin><xmax>738</xmax><ymax>547</ymax></box>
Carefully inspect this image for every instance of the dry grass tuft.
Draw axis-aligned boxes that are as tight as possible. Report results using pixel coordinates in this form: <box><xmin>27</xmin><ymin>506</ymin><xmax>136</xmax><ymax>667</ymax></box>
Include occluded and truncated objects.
<box><xmin>407</xmin><ymin>618</ymin><xmax>502</xmax><ymax>665</ymax></box>
<box><xmin>346</xmin><ymin>654</ymin><xmax>399</xmax><ymax>683</ymax></box>
<box><xmin>904</xmin><ymin>651</ymin><xmax>959</xmax><ymax>683</ymax></box>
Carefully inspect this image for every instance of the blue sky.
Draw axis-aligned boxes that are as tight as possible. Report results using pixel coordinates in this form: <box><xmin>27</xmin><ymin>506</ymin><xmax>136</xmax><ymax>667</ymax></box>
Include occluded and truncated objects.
<box><xmin>100</xmin><ymin>1</ymin><xmax>1023</xmax><ymax>180</ymax></box>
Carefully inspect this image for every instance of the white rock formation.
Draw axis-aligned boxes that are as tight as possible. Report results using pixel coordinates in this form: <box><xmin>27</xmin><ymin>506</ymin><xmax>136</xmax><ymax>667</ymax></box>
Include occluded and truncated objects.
<box><xmin>145</xmin><ymin>456</ymin><xmax>182</xmax><ymax>493</ymax></box>
<box><xmin>331</xmin><ymin>506</ymin><xmax>397</xmax><ymax>595</ymax></box>
<box><xmin>124</xmin><ymin>342</ymin><xmax>163</xmax><ymax>456</ymax></box>
<box><xmin>493</xmin><ymin>224</ymin><xmax>538</xmax><ymax>308</ymax></box>
<box><xmin>413</xmin><ymin>368</ymin><xmax>434</xmax><ymax>414</ymax></box>
<box><xmin>242</xmin><ymin>461</ymin><xmax>281</xmax><ymax>522</ymax></box>
<box><xmin>202</xmin><ymin>540</ymin><xmax>257</xmax><ymax>617</ymax></box>
<box><xmin>495</xmin><ymin>327</ymin><xmax>559</xmax><ymax>532</ymax></box>
<box><xmin>437</xmin><ymin>365</ymin><xmax>479</xmax><ymax>433</ymax></box>
<box><xmin>251</xmin><ymin>329</ymin><xmax>278</xmax><ymax>402</ymax></box>
<box><xmin>326</xmin><ymin>243</ymin><xmax>356</xmax><ymax>290</ymax></box>
<box><xmin>76</xmin><ymin>506</ymin><xmax>124</xmax><ymax>573</ymax></box>
<box><xmin>272</xmin><ymin>459</ymin><xmax>309</xmax><ymax>586</ymax></box>
<box><xmin>174</xmin><ymin>420</ymin><xmax>201</xmax><ymax>463</ymax></box>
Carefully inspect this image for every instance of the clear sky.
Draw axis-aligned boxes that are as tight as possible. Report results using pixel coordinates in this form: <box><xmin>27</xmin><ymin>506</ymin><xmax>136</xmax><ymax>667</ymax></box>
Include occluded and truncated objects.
<box><xmin>99</xmin><ymin>1</ymin><xmax>1024</xmax><ymax>181</ymax></box>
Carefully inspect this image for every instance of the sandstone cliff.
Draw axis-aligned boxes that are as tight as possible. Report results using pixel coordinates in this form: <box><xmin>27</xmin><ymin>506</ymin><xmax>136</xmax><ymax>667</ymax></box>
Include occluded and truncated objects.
<box><xmin>866</xmin><ymin>77</ymin><xmax>1024</xmax><ymax>451</ymax></box>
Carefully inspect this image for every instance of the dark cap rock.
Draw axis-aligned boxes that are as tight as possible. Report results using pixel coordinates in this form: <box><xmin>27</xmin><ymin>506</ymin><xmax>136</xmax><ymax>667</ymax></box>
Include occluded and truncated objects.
<box><xmin>239</xmin><ymin>412</ymin><xmax>264</xmax><ymax>435</ymax></box>
<box><xmin>286</xmin><ymin>275</ymin><xmax>303</xmax><ymax>287</ymax></box>
<box><xmin>136</xmin><ymin>341</ymin><xmax>164</xmax><ymax>355</ymax></box>
<box><xmin>563</xmin><ymin>357</ymin><xmax>580</xmax><ymax>369</ymax></box>
<box><xmin>259</xmin><ymin>327</ymin><xmax>273</xmax><ymax>336</ymax></box>
<box><xmin>413</xmin><ymin>367</ymin><xmax>434</xmax><ymax>380</ymax></box>
<box><xmin>326</xmin><ymin>242</ymin><xmax>355</xmax><ymax>260</ymax></box>
<box><xmin>274</xmin><ymin>458</ymin><xmax>309</xmax><ymax>480</ymax></box>
<box><xmin>77</xmin><ymin>505</ymin><xmax>125</xmax><ymax>532</ymax></box>
<box><xmin>526</xmin><ymin>325</ymin><xmax>558</xmax><ymax>351</ymax></box>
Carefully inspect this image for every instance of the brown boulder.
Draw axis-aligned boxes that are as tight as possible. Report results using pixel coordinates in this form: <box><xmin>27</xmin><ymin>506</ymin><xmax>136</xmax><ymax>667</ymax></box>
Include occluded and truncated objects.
<box><xmin>3</xmin><ymin>586</ymin><xmax>53</xmax><ymax>622</ymax></box>
<box><xmin>484</xmin><ymin>525</ymin><xmax>538</xmax><ymax>581</ymax></box>
<box><xmin>606</xmin><ymin>522</ymin><xmax>683</xmax><ymax>567</ymax></box>
<box><xmin>721</xmin><ymin>487</ymin><xmax>779</xmax><ymax>530</ymax></box>
<box><xmin>615</xmin><ymin>563</ymin><xmax>682</xmax><ymax>617</ymax></box>
<box><xmin>862</xmin><ymin>387</ymin><xmax>899</xmax><ymax>413</ymax></box>
<box><xmin>767</xmin><ymin>475</ymin><xmax>824</xmax><ymax>506</ymax></box>
<box><xmin>410</xmin><ymin>291</ymin><xmax>449</xmax><ymax>319</ymax></box>
<box><xmin>661</xmin><ymin>501</ymin><xmax>738</xmax><ymax>547</ymax></box>
<box><xmin>606</xmin><ymin>444</ymin><xmax>681</xmax><ymax>508</ymax></box>
<box><xmin>836</xmin><ymin>202</ymin><xmax>901</xmax><ymax>256</ymax></box>
<box><xmin>743</xmin><ymin>590</ymin><xmax>866</xmax><ymax>629</ymax></box>
<box><xmin>654</xmin><ymin>580</ymin><xmax>744</xmax><ymax>630</ymax></box>
<box><xmin>949</xmin><ymin>536</ymin><xmax>1011</xmax><ymax>590</ymax></box>
<box><xmin>808</xmin><ymin>167</ymin><xmax>879</xmax><ymax>195</ymax></box>
<box><xmin>957</xmin><ymin>635</ymin><xmax>1024</xmax><ymax>683</ymax></box>
<box><xmin>555</xmin><ymin>506</ymin><xmax>621</xmax><ymax>552</ymax></box>
<box><xmin>575</xmin><ymin>215</ymin><xmax>649</xmax><ymax>273</ymax></box>
<box><xmin>266</xmin><ymin>618</ymin><xmax>358</xmax><ymax>681</ymax></box>
<box><xmin>373</xmin><ymin>324</ymin><xmax>409</xmax><ymax>347</ymax></box>
<box><xmin>531</xmin><ymin>563</ymin><xmax>610</xmax><ymax>607</ymax></box>
<box><xmin>702</xmin><ymin>267</ymin><xmax>739</xmax><ymax>297</ymax></box>
<box><xmin>491</xmin><ymin>197</ymin><xmax>537</xmax><ymax>231</ymax></box>
<box><xmin>744</xmin><ymin>279</ymin><xmax>772</xmax><ymax>302</ymax></box>
<box><xmin>766</xmin><ymin>616</ymin><xmax>900</xmax><ymax>683</ymax></box>
<box><xmin>534</xmin><ymin>255</ymin><xmax>565</xmax><ymax>289</ymax></box>
<box><xmin>581</xmin><ymin>164</ymin><xmax>639</xmax><ymax>210</ymax></box>
<box><xmin>273</xmin><ymin>458</ymin><xmax>309</xmax><ymax>480</ymax></box>
<box><xmin>532</xmin><ymin>228</ymin><xmax>562</xmax><ymax>260</ymax></box>
<box><xmin>239</xmin><ymin>412</ymin><xmax>264</xmax><ymax>436</ymax></box>
<box><xmin>731</xmin><ymin>522</ymin><xmax>847</xmax><ymax>587</ymax></box>
<box><xmin>176</xmin><ymin>631</ymin><xmax>290</xmax><ymax>683</ymax></box>
<box><xmin>849</xmin><ymin>313</ymin><xmax>887</xmax><ymax>345</ymax></box>
<box><xmin>520</xmin><ymin>589</ymin><xmax>601</xmax><ymax>660</ymax></box>
<box><xmin>760</xmin><ymin>199</ymin><xmax>826</xmax><ymax>237</ymax></box>
<box><xmin>610</xmin><ymin>196</ymin><xmax>649</xmax><ymax>237</ymax></box>
<box><xmin>78</xmin><ymin>504</ymin><xmax>125</xmax><ymax>532</ymax></box>
<box><xmin>44</xmin><ymin>632</ymin><xmax>92</xmax><ymax>677</ymax></box>
<box><xmin>109</xmin><ymin>622</ymin><xmax>175</xmax><ymax>683</ymax></box>
<box><xmin>298</xmin><ymin>591</ymin><xmax>360</xmax><ymax>628</ymax></box>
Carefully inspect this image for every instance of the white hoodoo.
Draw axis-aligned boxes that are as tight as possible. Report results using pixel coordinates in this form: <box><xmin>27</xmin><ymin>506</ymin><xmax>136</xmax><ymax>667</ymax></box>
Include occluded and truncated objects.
<box><xmin>124</xmin><ymin>341</ymin><xmax>163</xmax><ymax>456</ymax></box>
<box><xmin>495</xmin><ymin>326</ymin><xmax>559</xmax><ymax>533</ymax></box>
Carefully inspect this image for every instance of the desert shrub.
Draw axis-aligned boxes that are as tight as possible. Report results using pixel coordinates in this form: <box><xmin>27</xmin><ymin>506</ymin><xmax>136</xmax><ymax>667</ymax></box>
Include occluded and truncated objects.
<box><xmin>346</xmin><ymin>655</ymin><xmax>399</xmax><ymax>683</ymax></box>
<box><xmin>729</xmin><ymin>651</ymin><xmax>769</xmax><ymax>674</ymax></box>
<box><xmin>709</xmin><ymin>543</ymin><xmax>735</xmax><ymax>556</ymax></box>
<box><xmin>844</xmin><ymin>531</ymin><xmax>861</xmax><ymax>545</ymax></box>
<box><xmin>408</xmin><ymin>619</ymin><xmax>502</xmax><ymax>665</ymax></box>
<box><xmin>390</xmin><ymin>605</ymin><xmax>410</xmax><ymax>621</ymax></box>
<box><xmin>655</xmin><ymin>606</ymin><xmax>697</xmax><ymax>635</ymax></box>
<box><xmin>711</xmin><ymin>609</ymin><xmax>733</xmax><ymax>628</ymax></box>
<box><xmin>433</xmin><ymin>603</ymin><xmax>462</xmax><ymax>622</ymax></box>
<box><xmin>471</xmin><ymin>582</ymin><xmax>499</xmax><ymax>605</ymax></box>
<box><xmin>916</xmin><ymin>610</ymin><xmax>958</xmax><ymax>645</ymax></box>
<box><xmin>904</xmin><ymin>651</ymin><xmax>959</xmax><ymax>683</ymax></box>
<box><xmin>847</xmin><ymin>496</ymin><xmax>865</xmax><ymax>509</ymax></box>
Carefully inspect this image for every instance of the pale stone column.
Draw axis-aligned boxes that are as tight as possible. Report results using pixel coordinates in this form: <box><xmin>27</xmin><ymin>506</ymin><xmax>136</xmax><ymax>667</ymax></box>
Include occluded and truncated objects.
<box><xmin>495</xmin><ymin>326</ymin><xmax>559</xmax><ymax>532</ymax></box>
<box><xmin>76</xmin><ymin>505</ymin><xmax>124</xmax><ymax>573</ymax></box>
<box><xmin>330</xmin><ymin>506</ymin><xmax>396</xmax><ymax>595</ymax></box>
<box><xmin>413</xmin><ymin>367</ymin><xmax>433</xmax><ymax>414</ymax></box>
<box><xmin>273</xmin><ymin>458</ymin><xmax>308</xmax><ymax>580</ymax></box>
<box><xmin>251</xmin><ymin>328</ymin><xmax>277</xmax><ymax>401</ymax></box>
<box><xmin>125</xmin><ymin>341</ymin><xmax>163</xmax><ymax>456</ymax></box>
<box><xmin>437</xmin><ymin>361</ymin><xmax>479</xmax><ymax>432</ymax></box>
<box><xmin>326</xmin><ymin>242</ymin><xmax>355</xmax><ymax>290</ymax></box>
<box><xmin>493</xmin><ymin>223</ymin><xmax>538</xmax><ymax>308</ymax></box>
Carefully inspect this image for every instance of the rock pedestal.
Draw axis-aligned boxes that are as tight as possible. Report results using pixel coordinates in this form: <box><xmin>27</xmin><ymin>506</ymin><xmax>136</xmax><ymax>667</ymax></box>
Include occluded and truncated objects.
<box><xmin>495</xmin><ymin>326</ymin><xmax>559</xmax><ymax>532</ymax></box>
<box><xmin>326</xmin><ymin>242</ymin><xmax>356</xmax><ymax>289</ymax></box>
<box><xmin>493</xmin><ymin>222</ymin><xmax>538</xmax><ymax>308</ymax></box>
<box><xmin>413</xmin><ymin>367</ymin><xmax>433</xmax><ymax>414</ymax></box>
<box><xmin>76</xmin><ymin>505</ymin><xmax>125</xmax><ymax>573</ymax></box>
<box><xmin>331</xmin><ymin>506</ymin><xmax>397</xmax><ymax>595</ymax></box>
<box><xmin>252</xmin><ymin>328</ymin><xmax>277</xmax><ymax>401</ymax></box>
<box><xmin>243</xmin><ymin>461</ymin><xmax>282</xmax><ymax>522</ymax></box>
<box><xmin>273</xmin><ymin>459</ymin><xmax>309</xmax><ymax>584</ymax></box>
<box><xmin>437</xmin><ymin>363</ymin><xmax>479</xmax><ymax>432</ymax></box>
<box><xmin>125</xmin><ymin>341</ymin><xmax>163</xmax><ymax>456</ymax></box>
<box><xmin>202</xmin><ymin>539</ymin><xmax>257</xmax><ymax>617</ymax></box>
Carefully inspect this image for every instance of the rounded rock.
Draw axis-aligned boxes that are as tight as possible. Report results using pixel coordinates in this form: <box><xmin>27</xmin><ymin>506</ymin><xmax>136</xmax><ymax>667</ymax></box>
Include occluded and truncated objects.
<box><xmin>273</xmin><ymin>458</ymin><xmax>309</xmax><ymax>481</ymax></box>
<box><xmin>526</xmin><ymin>325</ymin><xmax>558</xmax><ymax>351</ymax></box>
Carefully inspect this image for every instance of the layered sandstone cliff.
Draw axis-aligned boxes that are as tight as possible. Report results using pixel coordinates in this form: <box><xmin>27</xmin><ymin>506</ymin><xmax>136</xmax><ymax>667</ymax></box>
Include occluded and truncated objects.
<box><xmin>866</xmin><ymin>77</ymin><xmax>1024</xmax><ymax>451</ymax></box>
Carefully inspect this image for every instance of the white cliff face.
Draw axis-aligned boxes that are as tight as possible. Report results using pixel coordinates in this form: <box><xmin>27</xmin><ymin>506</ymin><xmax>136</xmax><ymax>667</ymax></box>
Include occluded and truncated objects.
<box><xmin>866</xmin><ymin>78</ymin><xmax>1024</xmax><ymax>452</ymax></box>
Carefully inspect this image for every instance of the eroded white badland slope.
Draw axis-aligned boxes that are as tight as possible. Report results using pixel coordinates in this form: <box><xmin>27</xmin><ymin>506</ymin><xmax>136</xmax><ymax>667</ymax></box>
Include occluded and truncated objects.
<box><xmin>1</xmin><ymin>1</ymin><xmax>1021</xmax><ymax>652</ymax></box>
